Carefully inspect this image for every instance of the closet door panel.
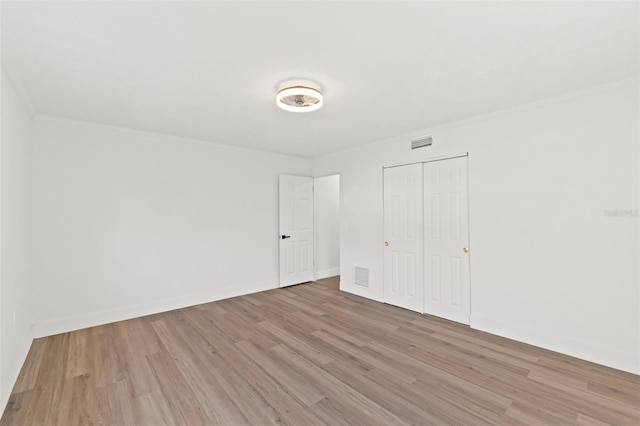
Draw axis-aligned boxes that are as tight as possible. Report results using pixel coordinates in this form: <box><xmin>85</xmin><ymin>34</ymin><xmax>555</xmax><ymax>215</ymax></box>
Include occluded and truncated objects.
<box><xmin>424</xmin><ymin>156</ymin><xmax>470</xmax><ymax>325</ymax></box>
<box><xmin>383</xmin><ymin>164</ymin><xmax>424</xmax><ymax>313</ymax></box>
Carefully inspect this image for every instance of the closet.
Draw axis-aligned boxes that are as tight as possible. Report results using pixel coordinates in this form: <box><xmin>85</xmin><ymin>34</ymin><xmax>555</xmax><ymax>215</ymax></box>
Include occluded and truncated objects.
<box><xmin>383</xmin><ymin>155</ymin><xmax>471</xmax><ymax>325</ymax></box>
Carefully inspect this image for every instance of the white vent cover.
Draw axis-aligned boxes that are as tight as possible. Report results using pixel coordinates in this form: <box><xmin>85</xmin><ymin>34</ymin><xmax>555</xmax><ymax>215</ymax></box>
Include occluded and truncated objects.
<box><xmin>354</xmin><ymin>266</ymin><xmax>369</xmax><ymax>288</ymax></box>
<box><xmin>411</xmin><ymin>135</ymin><xmax>433</xmax><ymax>150</ymax></box>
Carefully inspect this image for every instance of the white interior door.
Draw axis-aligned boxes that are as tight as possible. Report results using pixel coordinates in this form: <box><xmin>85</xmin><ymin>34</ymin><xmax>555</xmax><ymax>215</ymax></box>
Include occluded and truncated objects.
<box><xmin>424</xmin><ymin>156</ymin><xmax>470</xmax><ymax>324</ymax></box>
<box><xmin>279</xmin><ymin>175</ymin><xmax>314</xmax><ymax>287</ymax></box>
<box><xmin>383</xmin><ymin>164</ymin><xmax>424</xmax><ymax>313</ymax></box>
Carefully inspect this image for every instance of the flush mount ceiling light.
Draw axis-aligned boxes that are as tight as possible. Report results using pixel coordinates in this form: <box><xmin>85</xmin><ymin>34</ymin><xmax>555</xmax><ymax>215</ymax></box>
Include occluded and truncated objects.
<box><xmin>276</xmin><ymin>86</ymin><xmax>323</xmax><ymax>113</ymax></box>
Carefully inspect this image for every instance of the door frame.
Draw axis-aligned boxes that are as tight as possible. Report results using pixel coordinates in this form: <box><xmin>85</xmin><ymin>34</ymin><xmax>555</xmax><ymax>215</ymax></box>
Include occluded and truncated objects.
<box><xmin>384</xmin><ymin>152</ymin><xmax>469</xmax><ymax>169</ymax></box>
<box><xmin>313</xmin><ymin>174</ymin><xmax>341</xmax><ymax>281</ymax></box>
<box><xmin>278</xmin><ymin>174</ymin><xmax>342</xmax><ymax>287</ymax></box>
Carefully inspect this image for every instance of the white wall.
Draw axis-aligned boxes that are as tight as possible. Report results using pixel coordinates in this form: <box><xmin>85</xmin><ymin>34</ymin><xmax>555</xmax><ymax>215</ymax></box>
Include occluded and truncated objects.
<box><xmin>31</xmin><ymin>117</ymin><xmax>310</xmax><ymax>336</ymax></box>
<box><xmin>314</xmin><ymin>175</ymin><xmax>340</xmax><ymax>279</ymax></box>
<box><xmin>0</xmin><ymin>71</ymin><xmax>33</xmax><ymax>411</ymax></box>
<box><xmin>312</xmin><ymin>78</ymin><xmax>640</xmax><ymax>374</ymax></box>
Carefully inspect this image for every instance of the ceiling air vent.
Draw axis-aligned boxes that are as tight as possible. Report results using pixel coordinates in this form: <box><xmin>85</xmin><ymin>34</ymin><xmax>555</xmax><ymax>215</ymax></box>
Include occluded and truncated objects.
<box><xmin>411</xmin><ymin>135</ymin><xmax>433</xmax><ymax>150</ymax></box>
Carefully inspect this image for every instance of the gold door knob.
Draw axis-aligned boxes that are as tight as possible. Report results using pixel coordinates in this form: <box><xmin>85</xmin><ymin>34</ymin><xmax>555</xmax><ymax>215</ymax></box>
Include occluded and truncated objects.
<box><xmin>462</xmin><ymin>247</ymin><xmax>469</xmax><ymax>253</ymax></box>
<box><xmin>384</xmin><ymin>241</ymin><xmax>389</xmax><ymax>247</ymax></box>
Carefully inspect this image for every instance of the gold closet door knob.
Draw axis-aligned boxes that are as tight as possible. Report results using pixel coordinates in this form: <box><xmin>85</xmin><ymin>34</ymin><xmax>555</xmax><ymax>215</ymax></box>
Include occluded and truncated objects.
<box><xmin>384</xmin><ymin>241</ymin><xmax>389</xmax><ymax>247</ymax></box>
<box><xmin>462</xmin><ymin>247</ymin><xmax>469</xmax><ymax>253</ymax></box>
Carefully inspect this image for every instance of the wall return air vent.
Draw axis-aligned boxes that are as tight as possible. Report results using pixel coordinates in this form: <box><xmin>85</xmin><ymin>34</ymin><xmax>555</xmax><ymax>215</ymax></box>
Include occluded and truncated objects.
<box><xmin>411</xmin><ymin>135</ymin><xmax>433</xmax><ymax>150</ymax></box>
<box><xmin>354</xmin><ymin>266</ymin><xmax>370</xmax><ymax>288</ymax></box>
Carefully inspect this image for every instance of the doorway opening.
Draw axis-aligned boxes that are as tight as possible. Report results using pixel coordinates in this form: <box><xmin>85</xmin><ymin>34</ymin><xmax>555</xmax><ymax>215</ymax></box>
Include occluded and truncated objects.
<box><xmin>278</xmin><ymin>174</ymin><xmax>340</xmax><ymax>287</ymax></box>
<box><xmin>314</xmin><ymin>175</ymin><xmax>340</xmax><ymax>281</ymax></box>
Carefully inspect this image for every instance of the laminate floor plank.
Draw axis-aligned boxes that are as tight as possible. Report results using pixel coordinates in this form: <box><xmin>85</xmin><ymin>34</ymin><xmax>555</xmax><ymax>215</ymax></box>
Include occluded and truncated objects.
<box><xmin>2</xmin><ymin>277</ymin><xmax>638</xmax><ymax>425</ymax></box>
<box><xmin>257</xmin><ymin>320</ymin><xmax>334</xmax><ymax>366</ymax></box>
<box><xmin>372</xmin><ymin>341</ymin><xmax>515</xmax><ymax>413</ymax></box>
<box><xmin>505</xmin><ymin>399</ymin><xmax>576</xmax><ymax>425</ymax></box>
<box><xmin>289</xmin><ymin>310</ymin><xmax>372</xmax><ymax>347</ymax></box>
<box><xmin>152</xmin><ymin>315</ymin><xmax>254</xmax><ymax>425</ymax></box>
<box><xmin>320</xmin><ymin>357</ymin><xmax>446</xmax><ymax>425</ymax></box>
<box><xmin>11</xmin><ymin>339</ymin><xmax>47</xmax><ymax>394</ymax></box>
<box><xmin>113</xmin><ymin>336</ymin><xmax>159</xmax><ymax>399</ymax></box>
<box><xmin>165</xmin><ymin>312</ymin><xmax>278</xmax><ymax>425</ymax></box>
<box><xmin>320</xmin><ymin>302</ymin><xmax>400</xmax><ymax>333</ymax></box>
<box><xmin>216</xmin><ymin>298</ymin><xmax>270</xmax><ymax>324</ymax></box>
<box><xmin>267</xmin><ymin>292</ymin><xmax>328</xmax><ymax>317</ymax></box>
<box><xmin>130</xmin><ymin>390</ymin><xmax>178</xmax><ymax>426</ymax></box>
<box><xmin>92</xmin><ymin>324</ymin><xmax>125</xmax><ymax>389</ymax></box>
<box><xmin>364</xmin><ymin>364</ymin><xmax>489</xmax><ymax>425</ymax></box>
<box><xmin>235</xmin><ymin>339</ymin><xmax>325</xmax><ymax>406</ymax></box>
<box><xmin>56</xmin><ymin>374</ymin><xmax>101</xmax><ymax>426</ymax></box>
<box><xmin>98</xmin><ymin>380</ymin><xmax>137</xmax><ymax>426</ymax></box>
<box><xmin>406</xmin><ymin>344</ymin><xmax>586</xmax><ymax>423</ymax></box>
<box><xmin>0</xmin><ymin>391</ymin><xmax>33</xmax><ymax>426</ymax></box>
<box><xmin>146</xmin><ymin>351</ymin><xmax>211</xmax><ymax>425</ymax></box>
<box><xmin>205</xmin><ymin>365</ymin><xmax>281</xmax><ymax>426</ymax></box>
<box><xmin>22</xmin><ymin>334</ymin><xmax>70</xmax><ymax>426</ymax></box>
<box><xmin>311</xmin><ymin>328</ymin><xmax>416</xmax><ymax>384</ymax></box>
<box><xmin>269</xmin><ymin>343</ymin><xmax>405</xmax><ymax>426</ymax></box>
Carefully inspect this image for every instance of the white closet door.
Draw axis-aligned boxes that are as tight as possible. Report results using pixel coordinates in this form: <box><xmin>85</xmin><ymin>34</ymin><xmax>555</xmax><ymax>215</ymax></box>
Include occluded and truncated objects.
<box><xmin>383</xmin><ymin>164</ymin><xmax>424</xmax><ymax>313</ymax></box>
<box><xmin>423</xmin><ymin>156</ymin><xmax>470</xmax><ymax>324</ymax></box>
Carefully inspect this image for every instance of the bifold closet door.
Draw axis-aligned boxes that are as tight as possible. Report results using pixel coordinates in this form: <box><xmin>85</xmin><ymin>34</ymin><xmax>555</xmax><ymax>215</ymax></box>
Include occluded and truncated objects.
<box><xmin>423</xmin><ymin>156</ymin><xmax>470</xmax><ymax>325</ymax></box>
<box><xmin>383</xmin><ymin>164</ymin><xmax>424</xmax><ymax>313</ymax></box>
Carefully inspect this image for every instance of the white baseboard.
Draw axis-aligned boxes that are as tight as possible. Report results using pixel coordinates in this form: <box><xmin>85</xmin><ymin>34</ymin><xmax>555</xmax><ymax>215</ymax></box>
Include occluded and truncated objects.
<box><xmin>470</xmin><ymin>314</ymin><xmax>640</xmax><ymax>375</ymax></box>
<box><xmin>316</xmin><ymin>268</ymin><xmax>340</xmax><ymax>280</ymax></box>
<box><xmin>330</xmin><ymin>286</ymin><xmax>639</xmax><ymax>375</ymax></box>
<box><xmin>340</xmin><ymin>282</ymin><xmax>384</xmax><ymax>303</ymax></box>
<box><xmin>33</xmin><ymin>280</ymin><xmax>278</xmax><ymax>338</ymax></box>
<box><xmin>1</xmin><ymin>327</ymin><xmax>34</xmax><ymax>415</ymax></box>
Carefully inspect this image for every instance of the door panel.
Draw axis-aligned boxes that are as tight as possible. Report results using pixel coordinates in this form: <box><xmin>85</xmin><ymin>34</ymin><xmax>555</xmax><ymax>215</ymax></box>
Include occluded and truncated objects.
<box><xmin>383</xmin><ymin>164</ymin><xmax>424</xmax><ymax>313</ymax></box>
<box><xmin>279</xmin><ymin>175</ymin><xmax>314</xmax><ymax>287</ymax></box>
<box><xmin>424</xmin><ymin>156</ymin><xmax>470</xmax><ymax>324</ymax></box>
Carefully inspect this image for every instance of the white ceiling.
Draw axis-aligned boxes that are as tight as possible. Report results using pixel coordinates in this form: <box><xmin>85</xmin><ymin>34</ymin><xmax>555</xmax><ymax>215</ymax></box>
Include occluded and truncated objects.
<box><xmin>2</xmin><ymin>1</ymin><xmax>638</xmax><ymax>158</ymax></box>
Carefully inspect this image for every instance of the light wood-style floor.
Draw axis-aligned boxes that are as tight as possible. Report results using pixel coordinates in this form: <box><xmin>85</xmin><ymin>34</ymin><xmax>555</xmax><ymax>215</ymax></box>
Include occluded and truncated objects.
<box><xmin>2</xmin><ymin>276</ymin><xmax>639</xmax><ymax>425</ymax></box>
